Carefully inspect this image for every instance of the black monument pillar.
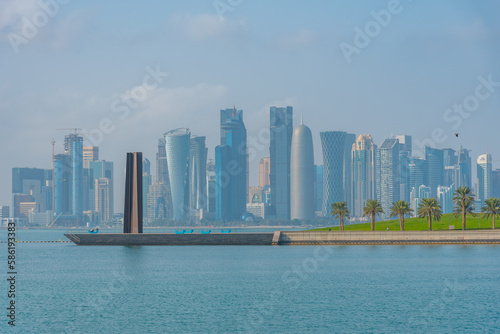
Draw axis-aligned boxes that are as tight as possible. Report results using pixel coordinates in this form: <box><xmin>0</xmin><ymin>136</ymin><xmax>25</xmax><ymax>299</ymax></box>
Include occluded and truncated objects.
<box><xmin>124</xmin><ymin>152</ymin><xmax>143</xmax><ymax>233</ymax></box>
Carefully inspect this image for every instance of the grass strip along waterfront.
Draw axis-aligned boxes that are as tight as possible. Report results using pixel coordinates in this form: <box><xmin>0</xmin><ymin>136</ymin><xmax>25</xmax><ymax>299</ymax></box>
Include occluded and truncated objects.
<box><xmin>311</xmin><ymin>213</ymin><xmax>499</xmax><ymax>231</ymax></box>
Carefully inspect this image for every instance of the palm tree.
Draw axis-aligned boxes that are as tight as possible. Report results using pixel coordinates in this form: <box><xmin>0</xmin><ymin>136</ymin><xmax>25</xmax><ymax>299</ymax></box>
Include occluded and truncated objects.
<box><xmin>389</xmin><ymin>200</ymin><xmax>413</xmax><ymax>231</ymax></box>
<box><xmin>331</xmin><ymin>202</ymin><xmax>350</xmax><ymax>231</ymax></box>
<box><xmin>481</xmin><ymin>198</ymin><xmax>500</xmax><ymax>230</ymax></box>
<box><xmin>363</xmin><ymin>199</ymin><xmax>384</xmax><ymax>231</ymax></box>
<box><xmin>417</xmin><ymin>198</ymin><xmax>442</xmax><ymax>231</ymax></box>
<box><xmin>453</xmin><ymin>186</ymin><xmax>476</xmax><ymax>230</ymax></box>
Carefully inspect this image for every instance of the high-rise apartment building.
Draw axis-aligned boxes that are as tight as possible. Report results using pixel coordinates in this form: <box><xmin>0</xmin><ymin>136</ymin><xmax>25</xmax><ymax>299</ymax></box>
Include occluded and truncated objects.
<box><xmin>408</xmin><ymin>157</ymin><xmax>427</xmax><ymax>192</ymax></box>
<box><xmin>395</xmin><ymin>135</ymin><xmax>412</xmax><ymax>202</ymax></box>
<box><xmin>83</xmin><ymin>146</ymin><xmax>99</xmax><ymax>168</ymax></box>
<box><xmin>351</xmin><ymin>134</ymin><xmax>377</xmax><ymax>217</ymax></box>
<box><xmin>344</xmin><ymin>133</ymin><xmax>356</xmax><ymax>213</ymax></box>
<box><xmin>425</xmin><ymin>146</ymin><xmax>444</xmax><ymax>198</ymax></box>
<box><xmin>258</xmin><ymin>157</ymin><xmax>271</xmax><ymax>188</ymax></box>
<box><xmin>188</xmin><ymin>136</ymin><xmax>208</xmax><ymax>216</ymax></box>
<box><xmin>89</xmin><ymin>160</ymin><xmax>114</xmax><ymax>221</ymax></box>
<box><xmin>95</xmin><ymin>177</ymin><xmax>113</xmax><ymax>223</ymax></box>
<box><xmin>379</xmin><ymin>138</ymin><xmax>399</xmax><ymax>216</ymax></box>
<box><xmin>493</xmin><ymin>169</ymin><xmax>500</xmax><ymax>199</ymax></box>
<box><xmin>456</xmin><ymin>148</ymin><xmax>472</xmax><ymax>188</ymax></box>
<box><xmin>476</xmin><ymin>153</ymin><xmax>492</xmax><ymax>202</ymax></box>
<box><xmin>314</xmin><ymin>165</ymin><xmax>324</xmax><ymax>215</ymax></box>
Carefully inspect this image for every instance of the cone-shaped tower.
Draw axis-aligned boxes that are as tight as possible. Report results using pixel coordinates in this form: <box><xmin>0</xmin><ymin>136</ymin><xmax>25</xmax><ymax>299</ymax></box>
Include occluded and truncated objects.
<box><xmin>290</xmin><ymin>118</ymin><xmax>314</xmax><ymax>220</ymax></box>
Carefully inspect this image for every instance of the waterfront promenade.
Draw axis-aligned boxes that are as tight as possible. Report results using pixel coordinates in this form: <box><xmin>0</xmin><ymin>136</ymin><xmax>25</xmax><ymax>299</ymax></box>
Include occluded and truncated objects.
<box><xmin>65</xmin><ymin>230</ymin><xmax>500</xmax><ymax>246</ymax></box>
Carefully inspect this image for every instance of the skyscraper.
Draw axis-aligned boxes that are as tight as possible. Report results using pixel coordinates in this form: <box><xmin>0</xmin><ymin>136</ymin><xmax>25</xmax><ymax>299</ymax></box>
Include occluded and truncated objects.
<box><xmin>89</xmin><ymin>160</ymin><xmax>114</xmax><ymax>221</ymax></box>
<box><xmin>476</xmin><ymin>153</ymin><xmax>492</xmax><ymax>202</ymax></box>
<box><xmin>156</xmin><ymin>138</ymin><xmax>169</xmax><ymax>184</ymax></box>
<box><xmin>438</xmin><ymin>184</ymin><xmax>455</xmax><ymax>214</ymax></box>
<box><xmin>320</xmin><ymin>131</ymin><xmax>346</xmax><ymax>217</ymax></box>
<box><xmin>456</xmin><ymin>147</ymin><xmax>472</xmax><ymax>188</ymax></box>
<box><xmin>95</xmin><ymin>177</ymin><xmax>113</xmax><ymax>223</ymax></box>
<box><xmin>314</xmin><ymin>165</ymin><xmax>323</xmax><ymax>215</ymax></box>
<box><xmin>290</xmin><ymin>118</ymin><xmax>314</xmax><ymax>220</ymax></box>
<box><xmin>269</xmin><ymin>106</ymin><xmax>293</xmax><ymax>220</ymax></box>
<box><xmin>443</xmin><ymin>148</ymin><xmax>457</xmax><ymax>167</ymax></box>
<box><xmin>344</xmin><ymin>133</ymin><xmax>356</xmax><ymax>213</ymax></box>
<box><xmin>188</xmin><ymin>136</ymin><xmax>208</xmax><ymax>216</ymax></box>
<box><xmin>54</xmin><ymin>154</ymin><xmax>71</xmax><ymax>216</ymax></box>
<box><xmin>493</xmin><ymin>169</ymin><xmax>500</xmax><ymax>199</ymax></box>
<box><xmin>379</xmin><ymin>138</ymin><xmax>399</xmax><ymax>216</ymax></box>
<box><xmin>83</xmin><ymin>146</ymin><xmax>99</xmax><ymax>168</ymax></box>
<box><xmin>394</xmin><ymin>135</ymin><xmax>412</xmax><ymax>155</ymax></box>
<box><xmin>215</xmin><ymin>145</ymin><xmax>230</xmax><ymax>221</ymax></box>
<box><xmin>164</xmin><ymin>128</ymin><xmax>191</xmax><ymax>221</ymax></box>
<box><xmin>395</xmin><ymin>135</ymin><xmax>412</xmax><ymax>202</ymax></box>
<box><xmin>151</xmin><ymin>138</ymin><xmax>172</xmax><ymax>222</ymax></box>
<box><xmin>12</xmin><ymin>167</ymin><xmax>52</xmax><ymax>213</ymax></box>
<box><xmin>351</xmin><ymin>134</ymin><xmax>377</xmax><ymax>217</ymax></box>
<box><xmin>408</xmin><ymin>157</ymin><xmax>427</xmax><ymax>192</ymax></box>
<box><xmin>71</xmin><ymin>138</ymin><xmax>83</xmax><ymax>221</ymax></box>
<box><xmin>216</xmin><ymin>108</ymin><xmax>247</xmax><ymax>221</ymax></box>
<box><xmin>142</xmin><ymin>158</ymin><xmax>151</xmax><ymax>220</ymax></box>
<box><xmin>258</xmin><ymin>157</ymin><xmax>271</xmax><ymax>188</ymax></box>
<box><xmin>425</xmin><ymin>147</ymin><xmax>444</xmax><ymax>198</ymax></box>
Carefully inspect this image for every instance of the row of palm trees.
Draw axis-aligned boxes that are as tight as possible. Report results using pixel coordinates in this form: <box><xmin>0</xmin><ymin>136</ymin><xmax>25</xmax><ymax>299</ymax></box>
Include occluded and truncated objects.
<box><xmin>331</xmin><ymin>186</ymin><xmax>500</xmax><ymax>231</ymax></box>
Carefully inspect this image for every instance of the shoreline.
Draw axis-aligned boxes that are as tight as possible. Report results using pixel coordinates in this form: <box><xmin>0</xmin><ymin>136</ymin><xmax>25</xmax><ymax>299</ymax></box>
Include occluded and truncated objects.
<box><xmin>65</xmin><ymin>230</ymin><xmax>500</xmax><ymax>246</ymax></box>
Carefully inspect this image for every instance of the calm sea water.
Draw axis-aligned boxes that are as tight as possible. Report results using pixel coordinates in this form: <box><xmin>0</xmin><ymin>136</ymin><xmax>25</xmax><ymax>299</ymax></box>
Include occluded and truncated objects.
<box><xmin>1</xmin><ymin>229</ymin><xmax>499</xmax><ymax>333</ymax></box>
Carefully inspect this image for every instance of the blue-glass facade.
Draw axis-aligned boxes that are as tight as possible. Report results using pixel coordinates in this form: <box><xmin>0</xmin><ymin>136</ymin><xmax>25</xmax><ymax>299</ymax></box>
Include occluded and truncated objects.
<box><xmin>216</xmin><ymin>110</ymin><xmax>247</xmax><ymax>221</ymax></box>
<box><xmin>408</xmin><ymin>157</ymin><xmax>427</xmax><ymax>191</ymax></box>
<box><xmin>164</xmin><ymin>128</ymin><xmax>191</xmax><ymax>221</ymax></box>
<box><xmin>320</xmin><ymin>131</ymin><xmax>346</xmax><ymax>217</ymax></box>
<box><xmin>269</xmin><ymin>106</ymin><xmax>293</xmax><ymax>220</ymax></box>
<box><xmin>314</xmin><ymin>165</ymin><xmax>324</xmax><ymax>214</ymax></box>
<box><xmin>215</xmin><ymin>145</ymin><xmax>230</xmax><ymax>221</ymax></box>
<box><xmin>425</xmin><ymin>146</ymin><xmax>444</xmax><ymax>198</ymax></box>
<box><xmin>379</xmin><ymin>138</ymin><xmax>399</xmax><ymax>215</ymax></box>
<box><xmin>72</xmin><ymin>140</ymin><xmax>83</xmax><ymax>221</ymax></box>
<box><xmin>457</xmin><ymin>148</ymin><xmax>472</xmax><ymax>188</ymax></box>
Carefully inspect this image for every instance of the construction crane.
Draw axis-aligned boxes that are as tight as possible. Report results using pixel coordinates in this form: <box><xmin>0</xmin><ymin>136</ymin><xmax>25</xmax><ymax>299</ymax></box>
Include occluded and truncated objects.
<box><xmin>56</xmin><ymin>128</ymin><xmax>83</xmax><ymax>135</ymax></box>
<box><xmin>48</xmin><ymin>212</ymin><xmax>62</xmax><ymax>228</ymax></box>
<box><xmin>51</xmin><ymin>138</ymin><xmax>55</xmax><ymax>222</ymax></box>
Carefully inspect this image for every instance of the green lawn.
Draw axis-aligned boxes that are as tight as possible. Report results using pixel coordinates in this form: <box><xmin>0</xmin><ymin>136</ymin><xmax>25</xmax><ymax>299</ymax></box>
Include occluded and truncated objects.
<box><xmin>311</xmin><ymin>213</ymin><xmax>498</xmax><ymax>231</ymax></box>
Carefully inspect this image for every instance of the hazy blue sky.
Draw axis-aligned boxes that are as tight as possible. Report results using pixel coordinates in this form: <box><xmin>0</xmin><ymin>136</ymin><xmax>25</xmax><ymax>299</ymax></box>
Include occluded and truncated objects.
<box><xmin>1</xmin><ymin>0</ymin><xmax>499</xmax><ymax>211</ymax></box>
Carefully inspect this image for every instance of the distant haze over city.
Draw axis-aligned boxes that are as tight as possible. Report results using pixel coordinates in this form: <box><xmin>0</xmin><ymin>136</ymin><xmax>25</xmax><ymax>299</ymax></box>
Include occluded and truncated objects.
<box><xmin>1</xmin><ymin>0</ymin><xmax>499</xmax><ymax>212</ymax></box>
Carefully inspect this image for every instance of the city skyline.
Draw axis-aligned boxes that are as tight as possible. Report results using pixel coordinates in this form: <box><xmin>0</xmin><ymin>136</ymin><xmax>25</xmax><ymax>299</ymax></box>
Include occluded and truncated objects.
<box><xmin>1</xmin><ymin>1</ymin><xmax>499</xmax><ymax>213</ymax></box>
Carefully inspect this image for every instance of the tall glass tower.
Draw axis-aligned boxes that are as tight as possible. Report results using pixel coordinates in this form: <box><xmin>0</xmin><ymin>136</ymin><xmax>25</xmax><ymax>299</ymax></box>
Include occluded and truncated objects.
<box><xmin>188</xmin><ymin>136</ymin><xmax>208</xmax><ymax>214</ymax></box>
<box><xmin>164</xmin><ymin>128</ymin><xmax>191</xmax><ymax>221</ymax></box>
<box><xmin>456</xmin><ymin>147</ymin><xmax>472</xmax><ymax>188</ymax></box>
<box><xmin>477</xmin><ymin>153</ymin><xmax>492</xmax><ymax>202</ymax></box>
<box><xmin>216</xmin><ymin>109</ymin><xmax>247</xmax><ymax>221</ymax></box>
<box><xmin>408</xmin><ymin>157</ymin><xmax>427</xmax><ymax>192</ymax></box>
<box><xmin>71</xmin><ymin>137</ymin><xmax>84</xmax><ymax>223</ymax></box>
<box><xmin>425</xmin><ymin>146</ymin><xmax>444</xmax><ymax>198</ymax></box>
<box><xmin>379</xmin><ymin>138</ymin><xmax>399</xmax><ymax>216</ymax></box>
<box><xmin>320</xmin><ymin>131</ymin><xmax>346</xmax><ymax>217</ymax></box>
<box><xmin>269</xmin><ymin>106</ymin><xmax>293</xmax><ymax>220</ymax></box>
<box><xmin>351</xmin><ymin>134</ymin><xmax>377</xmax><ymax>217</ymax></box>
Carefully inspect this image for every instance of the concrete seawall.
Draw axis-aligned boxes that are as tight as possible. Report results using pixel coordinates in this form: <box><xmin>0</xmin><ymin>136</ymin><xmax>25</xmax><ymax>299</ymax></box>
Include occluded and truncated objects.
<box><xmin>65</xmin><ymin>230</ymin><xmax>500</xmax><ymax>246</ymax></box>
<box><xmin>279</xmin><ymin>230</ymin><xmax>500</xmax><ymax>245</ymax></box>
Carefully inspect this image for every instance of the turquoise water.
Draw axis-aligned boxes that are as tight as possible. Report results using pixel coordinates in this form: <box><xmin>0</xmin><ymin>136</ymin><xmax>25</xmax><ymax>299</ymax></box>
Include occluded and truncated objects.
<box><xmin>1</xmin><ymin>230</ymin><xmax>499</xmax><ymax>333</ymax></box>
